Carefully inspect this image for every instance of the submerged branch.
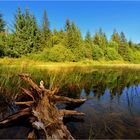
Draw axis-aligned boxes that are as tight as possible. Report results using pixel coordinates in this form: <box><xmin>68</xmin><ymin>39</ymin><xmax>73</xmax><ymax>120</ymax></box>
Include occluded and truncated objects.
<box><xmin>0</xmin><ymin>108</ymin><xmax>31</xmax><ymax>126</ymax></box>
<box><xmin>53</xmin><ymin>95</ymin><xmax>86</xmax><ymax>103</ymax></box>
<box><xmin>60</xmin><ymin>109</ymin><xmax>85</xmax><ymax>117</ymax></box>
<box><xmin>0</xmin><ymin>73</ymin><xmax>85</xmax><ymax>139</ymax></box>
<box><xmin>15</xmin><ymin>101</ymin><xmax>34</xmax><ymax>106</ymax></box>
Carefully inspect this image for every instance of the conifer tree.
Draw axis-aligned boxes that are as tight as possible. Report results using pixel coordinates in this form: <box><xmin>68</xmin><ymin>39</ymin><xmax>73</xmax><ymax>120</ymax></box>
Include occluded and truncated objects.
<box><xmin>65</xmin><ymin>19</ymin><xmax>71</xmax><ymax>32</ymax></box>
<box><xmin>64</xmin><ymin>20</ymin><xmax>82</xmax><ymax>49</ymax></box>
<box><xmin>13</xmin><ymin>7</ymin><xmax>40</xmax><ymax>56</ymax></box>
<box><xmin>41</xmin><ymin>9</ymin><xmax>51</xmax><ymax>48</ymax></box>
<box><xmin>0</xmin><ymin>13</ymin><xmax>5</xmax><ymax>32</ymax></box>
<box><xmin>111</xmin><ymin>29</ymin><xmax>120</xmax><ymax>45</ymax></box>
<box><xmin>85</xmin><ymin>31</ymin><xmax>92</xmax><ymax>45</ymax></box>
<box><xmin>93</xmin><ymin>32</ymin><xmax>100</xmax><ymax>46</ymax></box>
<box><xmin>118</xmin><ymin>31</ymin><xmax>128</xmax><ymax>57</ymax></box>
<box><xmin>98</xmin><ymin>28</ymin><xmax>108</xmax><ymax>49</ymax></box>
<box><xmin>120</xmin><ymin>32</ymin><xmax>127</xmax><ymax>45</ymax></box>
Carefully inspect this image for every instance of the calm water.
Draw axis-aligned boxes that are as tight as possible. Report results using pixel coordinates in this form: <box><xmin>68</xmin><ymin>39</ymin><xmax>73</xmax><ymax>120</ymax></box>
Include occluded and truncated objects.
<box><xmin>0</xmin><ymin>66</ymin><xmax>140</xmax><ymax>139</ymax></box>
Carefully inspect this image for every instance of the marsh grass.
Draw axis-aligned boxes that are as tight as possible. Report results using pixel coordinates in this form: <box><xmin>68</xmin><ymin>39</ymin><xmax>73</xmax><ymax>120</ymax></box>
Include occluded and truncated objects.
<box><xmin>1</xmin><ymin>62</ymin><xmax>140</xmax><ymax>138</ymax></box>
<box><xmin>1</xmin><ymin>57</ymin><xmax>140</xmax><ymax>69</ymax></box>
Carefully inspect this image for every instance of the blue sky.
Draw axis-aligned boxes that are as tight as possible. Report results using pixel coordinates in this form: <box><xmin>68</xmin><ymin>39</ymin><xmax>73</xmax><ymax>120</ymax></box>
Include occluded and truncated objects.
<box><xmin>0</xmin><ymin>1</ymin><xmax>140</xmax><ymax>43</ymax></box>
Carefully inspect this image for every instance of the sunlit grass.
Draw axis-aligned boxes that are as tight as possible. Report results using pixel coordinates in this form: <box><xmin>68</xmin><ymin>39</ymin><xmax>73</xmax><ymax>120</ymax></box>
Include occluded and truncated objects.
<box><xmin>1</xmin><ymin>57</ymin><xmax>140</xmax><ymax>70</ymax></box>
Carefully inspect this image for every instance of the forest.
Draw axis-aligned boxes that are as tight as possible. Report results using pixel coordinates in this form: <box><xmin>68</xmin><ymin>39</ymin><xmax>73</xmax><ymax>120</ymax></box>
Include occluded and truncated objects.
<box><xmin>0</xmin><ymin>7</ymin><xmax>140</xmax><ymax>63</ymax></box>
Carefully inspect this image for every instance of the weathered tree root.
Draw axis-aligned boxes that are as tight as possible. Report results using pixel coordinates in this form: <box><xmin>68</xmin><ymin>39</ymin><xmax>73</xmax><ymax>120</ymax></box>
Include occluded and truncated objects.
<box><xmin>0</xmin><ymin>73</ymin><xmax>86</xmax><ymax>139</ymax></box>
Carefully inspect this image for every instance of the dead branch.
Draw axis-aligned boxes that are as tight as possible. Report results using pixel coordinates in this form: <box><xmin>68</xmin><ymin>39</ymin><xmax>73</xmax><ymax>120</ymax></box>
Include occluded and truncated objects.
<box><xmin>0</xmin><ymin>108</ymin><xmax>31</xmax><ymax>126</ymax></box>
<box><xmin>21</xmin><ymin>87</ymin><xmax>35</xmax><ymax>101</ymax></box>
<box><xmin>18</xmin><ymin>74</ymin><xmax>41</xmax><ymax>94</ymax></box>
<box><xmin>0</xmin><ymin>73</ymin><xmax>86</xmax><ymax>139</ymax></box>
<box><xmin>53</xmin><ymin>95</ymin><xmax>86</xmax><ymax>103</ymax></box>
<box><xmin>59</xmin><ymin>109</ymin><xmax>85</xmax><ymax>117</ymax></box>
<box><xmin>15</xmin><ymin>101</ymin><xmax>34</xmax><ymax>106</ymax></box>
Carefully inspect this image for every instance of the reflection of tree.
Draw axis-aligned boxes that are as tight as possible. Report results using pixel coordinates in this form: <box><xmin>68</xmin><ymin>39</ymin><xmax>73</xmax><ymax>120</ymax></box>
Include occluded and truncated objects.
<box><xmin>56</xmin><ymin>69</ymin><xmax>140</xmax><ymax>100</ymax></box>
<box><xmin>1</xmin><ymin>67</ymin><xmax>140</xmax><ymax>112</ymax></box>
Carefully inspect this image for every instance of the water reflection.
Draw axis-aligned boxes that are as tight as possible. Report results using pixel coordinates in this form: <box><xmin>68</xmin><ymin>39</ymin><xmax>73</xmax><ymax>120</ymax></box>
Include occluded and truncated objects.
<box><xmin>1</xmin><ymin>68</ymin><xmax>140</xmax><ymax>138</ymax></box>
<box><xmin>79</xmin><ymin>83</ymin><xmax>140</xmax><ymax>115</ymax></box>
<box><xmin>69</xmin><ymin>83</ymin><xmax>140</xmax><ymax>139</ymax></box>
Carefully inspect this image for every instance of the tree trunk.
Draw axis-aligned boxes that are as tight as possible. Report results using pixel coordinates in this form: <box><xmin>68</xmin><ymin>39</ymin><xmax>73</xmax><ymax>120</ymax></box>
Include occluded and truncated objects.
<box><xmin>0</xmin><ymin>74</ymin><xmax>86</xmax><ymax>139</ymax></box>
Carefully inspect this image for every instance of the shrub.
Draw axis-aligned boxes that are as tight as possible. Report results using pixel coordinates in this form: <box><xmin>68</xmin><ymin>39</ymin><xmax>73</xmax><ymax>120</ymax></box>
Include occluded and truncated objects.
<box><xmin>92</xmin><ymin>45</ymin><xmax>104</xmax><ymax>60</ymax></box>
<box><xmin>108</xmin><ymin>40</ymin><xmax>119</xmax><ymax>51</ymax></box>
<box><xmin>47</xmin><ymin>44</ymin><xmax>74</xmax><ymax>62</ymax></box>
<box><xmin>105</xmin><ymin>47</ymin><xmax>123</xmax><ymax>60</ymax></box>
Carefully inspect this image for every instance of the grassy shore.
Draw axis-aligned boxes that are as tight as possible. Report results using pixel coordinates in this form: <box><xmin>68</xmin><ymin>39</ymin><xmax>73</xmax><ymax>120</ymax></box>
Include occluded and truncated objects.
<box><xmin>1</xmin><ymin>57</ymin><xmax>140</xmax><ymax>70</ymax></box>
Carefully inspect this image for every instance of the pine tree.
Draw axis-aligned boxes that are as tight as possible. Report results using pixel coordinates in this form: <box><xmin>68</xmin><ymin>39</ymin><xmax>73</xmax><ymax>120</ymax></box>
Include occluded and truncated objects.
<box><xmin>93</xmin><ymin>32</ymin><xmax>100</xmax><ymax>46</ymax></box>
<box><xmin>41</xmin><ymin>9</ymin><xmax>51</xmax><ymax>48</ymax></box>
<box><xmin>64</xmin><ymin>20</ymin><xmax>82</xmax><ymax>49</ymax></box>
<box><xmin>98</xmin><ymin>28</ymin><xmax>108</xmax><ymax>49</ymax></box>
<box><xmin>13</xmin><ymin>7</ymin><xmax>40</xmax><ymax>56</ymax></box>
<box><xmin>120</xmin><ymin>32</ymin><xmax>127</xmax><ymax>45</ymax></box>
<box><xmin>65</xmin><ymin>19</ymin><xmax>71</xmax><ymax>32</ymax></box>
<box><xmin>0</xmin><ymin>13</ymin><xmax>5</xmax><ymax>32</ymax></box>
<box><xmin>111</xmin><ymin>29</ymin><xmax>120</xmax><ymax>45</ymax></box>
<box><xmin>85</xmin><ymin>31</ymin><xmax>92</xmax><ymax>45</ymax></box>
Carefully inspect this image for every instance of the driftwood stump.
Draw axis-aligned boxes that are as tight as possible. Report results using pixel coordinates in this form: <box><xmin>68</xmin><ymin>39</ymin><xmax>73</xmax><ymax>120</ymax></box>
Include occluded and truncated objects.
<box><xmin>0</xmin><ymin>74</ymin><xmax>86</xmax><ymax>139</ymax></box>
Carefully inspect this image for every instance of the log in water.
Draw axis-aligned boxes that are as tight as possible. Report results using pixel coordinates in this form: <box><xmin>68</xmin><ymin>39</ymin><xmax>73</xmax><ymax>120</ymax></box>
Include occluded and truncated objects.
<box><xmin>0</xmin><ymin>73</ymin><xmax>86</xmax><ymax>139</ymax></box>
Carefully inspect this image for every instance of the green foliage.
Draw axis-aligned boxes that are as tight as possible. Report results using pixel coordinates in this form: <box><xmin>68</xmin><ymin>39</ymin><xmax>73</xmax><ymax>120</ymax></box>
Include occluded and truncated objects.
<box><xmin>93</xmin><ymin>28</ymin><xmax>108</xmax><ymax>49</ymax></box>
<box><xmin>0</xmin><ymin>13</ymin><xmax>5</xmax><ymax>32</ymax></box>
<box><xmin>105</xmin><ymin>47</ymin><xmax>122</xmax><ymax>60</ymax></box>
<box><xmin>120</xmin><ymin>32</ymin><xmax>127</xmax><ymax>45</ymax></box>
<box><xmin>40</xmin><ymin>9</ymin><xmax>51</xmax><ymax>49</ymax></box>
<box><xmin>46</xmin><ymin>44</ymin><xmax>74</xmax><ymax>62</ymax></box>
<box><xmin>92</xmin><ymin>45</ymin><xmax>104</xmax><ymax>60</ymax></box>
<box><xmin>121</xmin><ymin>47</ymin><xmax>135</xmax><ymax>62</ymax></box>
<box><xmin>13</xmin><ymin>7</ymin><xmax>40</xmax><ymax>56</ymax></box>
<box><xmin>0</xmin><ymin>32</ymin><xmax>6</xmax><ymax>57</ymax></box>
<box><xmin>111</xmin><ymin>30</ymin><xmax>120</xmax><ymax>44</ymax></box>
<box><xmin>108</xmin><ymin>40</ymin><xmax>119</xmax><ymax>51</ymax></box>
<box><xmin>51</xmin><ymin>28</ymin><xmax>65</xmax><ymax>46</ymax></box>
<box><xmin>64</xmin><ymin>20</ymin><xmax>83</xmax><ymax>49</ymax></box>
<box><xmin>0</xmin><ymin>7</ymin><xmax>140</xmax><ymax>63</ymax></box>
<box><xmin>85</xmin><ymin>31</ymin><xmax>92</xmax><ymax>46</ymax></box>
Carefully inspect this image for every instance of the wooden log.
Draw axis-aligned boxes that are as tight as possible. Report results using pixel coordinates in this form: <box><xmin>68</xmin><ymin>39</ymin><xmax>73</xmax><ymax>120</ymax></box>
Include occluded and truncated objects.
<box><xmin>21</xmin><ymin>87</ymin><xmax>35</xmax><ymax>101</ymax></box>
<box><xmin>15</xmin><ymin>101</ymin><xmax>34</xmax><ymax>106</ymax></box>
<box><xmin>0</xmin><ymin>108</ymin><xmax>31</xmax><ymax>126</ymax></box>
<box><xmin>18</xmin><ymin>74</ymin><xmax>41</xmax><ymax>94</ymax></box>
<box><xmin>27</xmin><ymin>130</ymin><xmax>37</xmax><ymax>139</ymax></box>
<box><xmin>52</xmin><ymin>95</ymin><xmax>86</xmax><ymax>103</ymax></box>
<box><xmin>59</xmin><ymin>109</ymin><xmax>85</xmax><ymax>117</ymax></box>
<box><xmin>0</xmin><ymin>73</ymin><xmax>85</xmax><ymax>139</ymax></box>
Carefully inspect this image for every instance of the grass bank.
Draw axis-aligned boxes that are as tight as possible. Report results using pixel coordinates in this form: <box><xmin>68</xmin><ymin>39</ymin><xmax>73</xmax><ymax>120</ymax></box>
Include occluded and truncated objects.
<box><xmin>1</xmin><ymin>57</ymin><xmax>140</xmax><ymax>70</ymax></box>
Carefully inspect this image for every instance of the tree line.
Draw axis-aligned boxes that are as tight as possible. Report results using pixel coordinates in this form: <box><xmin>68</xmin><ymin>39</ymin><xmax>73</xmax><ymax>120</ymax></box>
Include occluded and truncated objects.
<box><xmin>0</xmin><ymin>7</ymin><xmax>140</xmax><ymax>62</ymax></box>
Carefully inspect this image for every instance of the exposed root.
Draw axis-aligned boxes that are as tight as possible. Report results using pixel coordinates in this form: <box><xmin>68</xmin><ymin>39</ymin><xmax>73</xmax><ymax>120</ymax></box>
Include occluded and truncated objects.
<box><xmin>0</xmin><ymin>73</ymin><xmax>86</xmax><ymax>139</ymax></box>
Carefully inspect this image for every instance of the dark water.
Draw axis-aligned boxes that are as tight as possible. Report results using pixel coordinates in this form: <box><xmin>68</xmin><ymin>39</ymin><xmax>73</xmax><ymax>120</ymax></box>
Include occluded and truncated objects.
<box><xmin>0</xmin><ymin>66</ymin><xmax>140</xmax><ymax>139</ymax></box>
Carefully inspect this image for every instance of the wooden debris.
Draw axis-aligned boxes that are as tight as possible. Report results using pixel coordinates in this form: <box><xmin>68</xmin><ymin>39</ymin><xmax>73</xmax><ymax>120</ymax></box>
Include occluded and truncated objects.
<box><xmin>0</xmin><ymin>73</ymin><xmax>86</xmax><ymax>139</ymax></box>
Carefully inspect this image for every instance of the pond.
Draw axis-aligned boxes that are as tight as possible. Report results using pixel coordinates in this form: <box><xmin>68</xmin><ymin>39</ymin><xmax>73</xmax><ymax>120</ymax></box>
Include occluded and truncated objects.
<box><xmin>0</xmin><ymin>65</ymin><xmax>140</xmax><ymax>139</ymax></box>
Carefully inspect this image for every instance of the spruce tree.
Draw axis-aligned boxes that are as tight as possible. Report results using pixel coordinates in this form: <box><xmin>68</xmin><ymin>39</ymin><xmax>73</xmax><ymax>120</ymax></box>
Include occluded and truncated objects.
<box><xmin>85</xmin><ymin>31</ymin><xmax>92</xmax><ymax>45</ymax></box>
<box><xmin>120</xmin><ymin>32</ymin><xmax>127</xmax><ymax>45</ymax></box>
<box><xmin>0</xmin><ymin>13</ymin><xmax>5</xmax><ymax>32</ymax></box>
<box><xmin>111</xmin><ymin>29</ymin><xmax>120</xmax><ymax>45</ymax></box>
<box><xmin>64</xmin><ymin>20</ymin><xmax>82</xmax><ymax>49</ymax></box>
<box><xmin>118</xmin><ymin>31</ymin><xmax>128</xmax><ymax>57</ymax></box>
<box><xmin>98</xmin><ymin>28</ymin><xmax>108</xmax><ymax>49</ymax></box>
<box><xmin>65</xmin><ymin>19</ymin><xmax>71</xmax><ymax>32</ymax></box>
<box><xmin>93</xmin><ymin>32</ymin><xmax>100</xmax><ymax>46</ymax></box>
<box><xmin>41</xmin><ymin>9</ymin><xmax>51</xmax><ymax>49</ymax></box>
<box><xmin>14</xmin><ymin>7</ymin><xmax>40</xmax><ymax>56</ymax></box>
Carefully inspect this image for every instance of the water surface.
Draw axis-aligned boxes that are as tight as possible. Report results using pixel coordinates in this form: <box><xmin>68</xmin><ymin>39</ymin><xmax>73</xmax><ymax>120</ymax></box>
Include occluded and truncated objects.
<box><xmin>0</xmin><ymin>66</ymin><xmax>140</xmax><ymax>139</ymax></box>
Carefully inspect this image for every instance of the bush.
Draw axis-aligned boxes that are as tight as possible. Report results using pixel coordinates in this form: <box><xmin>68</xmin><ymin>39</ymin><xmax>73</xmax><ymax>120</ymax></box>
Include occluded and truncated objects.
<box><xmin>47</xmin><ymin>44</ymin><xmax>74</xmax><ymax>62</ymax></box>
<box><xmin>105</xmin><ymin>47</ymin><xmax>122</xmax><ymax>60</ymax></box>
<box><xmin>121</xmin><ymin>47</ymin><xmax>135</xmax><ymax>62</ymax></box>
<box><xmin>92</xmin><ymin>45</ymin><xmax>104</xmax><ymax>60</ymax></box>
<box><xmin>108</xmin><ymin>40</ymin><xmax>119</xmax><ymax>51</ymax></box>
